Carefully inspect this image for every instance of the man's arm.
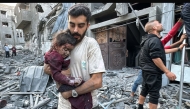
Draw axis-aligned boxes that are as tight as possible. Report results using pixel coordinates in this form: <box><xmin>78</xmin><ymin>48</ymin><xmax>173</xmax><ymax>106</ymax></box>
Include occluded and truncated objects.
<box><xmin>152</xmin><ymin>58</ymin><xmax>176</xmax><ymax>81</ymax></box>
<box><xmin>165</xmin><ymin>43</ymin><xmax>187</xmax><ymax>54</ymax></box>
<box><xmin>61</xmin><ymin>72</ymin><xmax>103</xmax><ymax>99</ymax></box>
<box><xmin>169</xmin><ymin>33</ymin><xmax>187</xmax><ymax>48</ymax></box>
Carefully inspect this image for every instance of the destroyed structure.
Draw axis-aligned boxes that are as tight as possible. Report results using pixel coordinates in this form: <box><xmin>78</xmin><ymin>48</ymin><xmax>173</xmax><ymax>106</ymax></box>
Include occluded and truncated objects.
<box><xmin>0</xmin><ymin>3</ymin><xmax>190</xmax><ymax>109</ymax></box>
<box><xmin>0</xmin><ymin>3</ymin><xmax>24</xmax><ymax>53</ymax></box>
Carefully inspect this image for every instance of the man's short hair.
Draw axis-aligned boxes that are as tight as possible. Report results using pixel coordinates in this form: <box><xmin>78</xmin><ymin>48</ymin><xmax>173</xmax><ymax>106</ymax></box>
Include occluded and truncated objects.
<box><xmin>144</xmin><ymin>20</ymin><xmax>157</xmax><ymax>33</ymax></box>
<box><xmin>68</xmin><ymin>3</ymin><xmax>91</xmax><ymax>23</ymax></box>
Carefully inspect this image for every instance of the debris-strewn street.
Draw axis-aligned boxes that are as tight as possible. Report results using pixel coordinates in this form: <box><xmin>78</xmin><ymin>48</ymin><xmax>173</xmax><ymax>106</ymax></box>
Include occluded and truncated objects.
<box><xmin>0</xmin><ymin>49</ymin><xmax>190</xmax><ymax>109</ymax></box>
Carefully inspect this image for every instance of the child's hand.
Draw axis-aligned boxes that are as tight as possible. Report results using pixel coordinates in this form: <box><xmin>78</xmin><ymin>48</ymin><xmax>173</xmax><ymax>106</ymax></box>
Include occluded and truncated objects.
<box><xmin>74</xmin><ymin>77</ymin><xmax>82</xmax><ymax>86</ymax></box>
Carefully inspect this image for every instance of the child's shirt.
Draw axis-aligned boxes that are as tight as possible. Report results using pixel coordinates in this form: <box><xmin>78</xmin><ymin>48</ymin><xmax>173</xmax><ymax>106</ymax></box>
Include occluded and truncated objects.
<box><xmin>44</xmin><ymin>50</ymin><xmax>74</xmax><ymax>85</ymax></box>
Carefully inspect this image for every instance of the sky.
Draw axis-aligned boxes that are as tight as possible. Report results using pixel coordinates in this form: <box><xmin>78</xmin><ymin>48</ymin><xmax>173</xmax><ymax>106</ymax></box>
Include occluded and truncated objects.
<box><xmin>0</xmin><ymin>3</ymin><xmax>17</xmax><ymax>6</ymax></box>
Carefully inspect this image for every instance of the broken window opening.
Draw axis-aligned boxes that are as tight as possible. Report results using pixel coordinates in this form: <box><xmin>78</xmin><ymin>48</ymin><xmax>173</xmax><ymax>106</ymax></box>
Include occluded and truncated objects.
<box><xmin>1</xmin><ymin>10</ymin><xmax>6</xmax><ymax>15</ymax></box>
<box><xmin>5</xmin><ymin>34</ymin><xmax>11</xmax><ymax>38</ymax></box>
<box><xmin>2</xmin><ymin>22</ymin><xmax>8</xmax><ymax>27</ymax></box>
<box><xmin>35</xmin><ymin>4</ymin><xmax>44</xmax><ymax>13</ymax></box>
<box><xmin>128</xmin><ymin>3</ymin><xmax>151</xmax><ymax>13</ymax></box>
<box><xmin>20</xmin><ymin>33</ymin><xmax>22</xmax><ymax>37</ymax></box>
<box><xmin>17</xmin><ymin>33</ymin><xmax>19</xmax><ymax>37</ymax></box>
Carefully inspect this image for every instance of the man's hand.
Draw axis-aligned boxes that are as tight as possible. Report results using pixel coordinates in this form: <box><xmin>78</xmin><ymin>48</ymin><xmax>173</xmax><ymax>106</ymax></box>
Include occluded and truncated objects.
<box><xmin>179</xmin><ymin>34</ymin><xmax>187</xmax><ymax>42</ymax></box>
<box><xmin>61</xmin><ymin>91</ymin><xmax>71</xmax><ymax>99</ymax></box>
<box><xmin>178</xmin><ymin>18</ymin><xmax>183</xmax><ymax>23</ymax></box>
<box><xmin>179</xmin><ymin>43</ymin><xmax>188</xmax><ymax>50</ymax></box>
<box><xmin>61</xmin><ymin>72</ymin><xmax>104</xmax><ymax>99</ymax></box>
<box><xmin>44</xmin><ymin>63</ymin><xmax>51</xmax><ymax>75</ymax></box>
<box><xmin>165</xmin><ymin>71</ymin><xmax>176</xmax><ymax>81</ymax></box>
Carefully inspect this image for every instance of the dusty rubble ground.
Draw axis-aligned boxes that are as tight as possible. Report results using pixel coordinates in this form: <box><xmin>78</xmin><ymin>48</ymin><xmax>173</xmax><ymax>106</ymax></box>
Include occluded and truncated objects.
<box><xmin>0</xmin><ymin>50</ymin><xmax>190</xmax><ymax>109</ymax></box>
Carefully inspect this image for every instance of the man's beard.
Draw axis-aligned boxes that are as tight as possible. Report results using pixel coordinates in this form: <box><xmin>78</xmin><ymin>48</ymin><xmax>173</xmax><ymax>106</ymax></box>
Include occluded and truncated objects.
<box><xmin>158</xmin><ymin>27</ymin><xmax>164</xmax><ymax>33</ymax></box>
<box><xmin>71</xmin><ymin>29</ymin><xmax>87</xmax><ymax>44</ymax></box>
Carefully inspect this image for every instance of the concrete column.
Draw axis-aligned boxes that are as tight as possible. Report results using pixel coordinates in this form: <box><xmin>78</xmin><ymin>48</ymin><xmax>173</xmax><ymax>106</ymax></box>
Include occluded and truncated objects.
<box><xmin>148</xmin><ymin>5</ymin><xmax>162</xmax><ymax>22</ymax></box>
<box><xmin>160</xmin><ymin>3</ymin><xmax>175</xmax><ymax>87</ymax></box>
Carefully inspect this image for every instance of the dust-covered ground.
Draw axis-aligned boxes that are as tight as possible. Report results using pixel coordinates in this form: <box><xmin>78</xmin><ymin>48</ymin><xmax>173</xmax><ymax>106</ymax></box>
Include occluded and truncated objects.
<box><xmin>0</xmin><ymin>49</ymin><xmax>190</xmax><ymax>109</ymax></box>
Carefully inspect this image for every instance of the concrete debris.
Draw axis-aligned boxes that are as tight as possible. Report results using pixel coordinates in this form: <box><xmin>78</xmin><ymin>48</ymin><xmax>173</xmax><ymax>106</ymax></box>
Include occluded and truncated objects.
<box><xmin>0</xmin><ymin>49</ymin><xmax>190</xmax><ymax>109</ymax></box>
<box><xmin>97</xmin><ymin>69</ymin><xmax>190</xmax><ymax>109</ymax></box>
<box><xmin>0</xmin><ymin>49</ymin><xmax>56</xmax><ymax>109</ymax></box>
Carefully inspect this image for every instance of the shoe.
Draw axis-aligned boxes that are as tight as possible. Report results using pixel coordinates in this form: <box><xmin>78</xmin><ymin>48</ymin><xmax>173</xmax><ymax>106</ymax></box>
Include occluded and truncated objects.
<box><xmin>128</xmin><ymin>95</ymin><xmax>135</xmax><ymax>103</ymax></box>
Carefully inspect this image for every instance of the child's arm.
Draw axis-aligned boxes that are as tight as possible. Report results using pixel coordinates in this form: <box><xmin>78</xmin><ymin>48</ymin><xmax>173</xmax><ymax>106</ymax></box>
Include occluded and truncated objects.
<box><xmin>57</xmin><ymin>80</ymin><xmax>85</xmax><ymax>92</ymax></box>
<box><xmin>45</xmin><ymin>52</ymin><xmax>83</xmax><ymax>87</ymax></box>
<box><xmin>49</xmin><ymin>62</ymin><xmax>76</xmax><ymax>86</ymax></box>
<box><xmin>61</xmin><ymin>69</ymin><xmax>83</xmax><ymax>86</ymax></box>
<box><xmin>45</xmin><ymin>52</ymin><xmax>73</xmax><ymax>85</ymax></box>
<box><xmin>61</xmin><ymin>68</ymin><xmax>71</xmax><ymax>76</ymax></box>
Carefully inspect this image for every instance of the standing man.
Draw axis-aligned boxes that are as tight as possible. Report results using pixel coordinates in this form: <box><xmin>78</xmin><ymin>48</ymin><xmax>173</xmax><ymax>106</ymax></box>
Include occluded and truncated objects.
<box><xmin>4</xmin><ymin>44</ymin><xmax>10</xmax><ymax>58</ymax></box>
<box><xmin>129</xmin><ymin>33</ymin><xmax>187</xmax><ymax>103</ymax></box>
<box><xmin>44</xmin><ymin>3</ymin><xmax>106</xmax><ymax>109</ymax></box>
<box><xmin>138</xmin><ymin>20</ymin><xmax>176</xmax><ymax>109</ymax></box>
<box><xmin>129</xmin><ymin>18</ymin><xmax>184</xmax><ymax>102</ymax></box>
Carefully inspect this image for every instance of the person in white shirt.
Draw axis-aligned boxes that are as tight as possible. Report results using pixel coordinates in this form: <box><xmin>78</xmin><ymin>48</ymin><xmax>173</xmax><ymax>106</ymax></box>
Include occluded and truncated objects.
<box><xmin>44</xmin><ymin>3</ymin><xmax>106</xmax><ymax>109</ymax></box>
<box><xmin>4</xmin><ymin>44</ymin><xmax>10</xmax><ymax>58</ymax></box>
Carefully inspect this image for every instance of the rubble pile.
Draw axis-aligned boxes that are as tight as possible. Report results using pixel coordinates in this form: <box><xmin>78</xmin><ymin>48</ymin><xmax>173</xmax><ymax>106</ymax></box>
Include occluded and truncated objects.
<box><xmin>98</xmin><ymin>68</ymin><xmax>190</xmax><ymax>109</ymax></box>
<box><xmin>0</xmin><ymin>50</ymin><xmax>190</xmax><ymax>109</ymax></box>
<box><xmin>0</xmin><ymin>49</ymin><xmax>56</xmax><ymax>109</ymax></box>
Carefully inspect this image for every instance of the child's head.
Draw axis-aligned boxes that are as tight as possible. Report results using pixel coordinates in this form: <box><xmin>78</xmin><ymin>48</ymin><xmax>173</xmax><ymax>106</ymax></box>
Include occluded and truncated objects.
<box><xmin>50</xmin><ymin>29</ymin><xmax>76</xmax><ymax>57</ymax></box>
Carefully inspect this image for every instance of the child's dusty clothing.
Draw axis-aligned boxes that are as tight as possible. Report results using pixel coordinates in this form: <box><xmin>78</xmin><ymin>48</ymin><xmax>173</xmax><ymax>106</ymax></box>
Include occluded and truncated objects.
<box><xmin>44</xmin><ymin>50</ymin><xmax>75</xmax><ymax>85</ymax></box>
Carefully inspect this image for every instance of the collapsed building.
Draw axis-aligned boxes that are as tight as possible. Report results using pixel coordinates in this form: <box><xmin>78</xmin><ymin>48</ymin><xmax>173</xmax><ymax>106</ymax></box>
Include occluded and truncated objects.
<box><xmin>0</xmin><ymin>2</ymin><xmax>189</xmax><ymax>109</ymax></box>
<box><xmin>0</xmin><ymin>3</ymin><xmax>24</xmax><ymax>53</ymax></box>
<box><xmin>14</xmin><ymin>3</ymin><xmax>58</xmax><ymax>56</ymax></box>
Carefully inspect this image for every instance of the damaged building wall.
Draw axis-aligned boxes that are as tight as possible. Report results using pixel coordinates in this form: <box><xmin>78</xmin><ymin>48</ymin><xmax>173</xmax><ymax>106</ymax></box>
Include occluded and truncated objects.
<box><xmin>14</xmin><ymin>3</ymin><xmax>57</xmax><ymax>56</ymax></box>
<box><xmin>0</xmin><ymin>4</ymin><xmax>17</xmax><ymax>47</ymax></box>
<box><xmin>40</xmin><ymin>3</ymin><xmax>75</xmax><ymax>55</ymax></box>
<box><xmin>39</xmin><ymin>3</ymin><xmax>62</xmax><ymax>55</ymax></box>
<box><xmin>15</xmin><ymin>29</ymin><xmax>24</xmax><ymax>45</ymax></box>
<box><xmin>87</xmin><ymin>3</ymin><xmax>159</xmax><ymax>69</ymax></box>
<box><xmin>37</xmin><ymin>3</ymin><xmax>58</xmax><ymax>55</ymax></box>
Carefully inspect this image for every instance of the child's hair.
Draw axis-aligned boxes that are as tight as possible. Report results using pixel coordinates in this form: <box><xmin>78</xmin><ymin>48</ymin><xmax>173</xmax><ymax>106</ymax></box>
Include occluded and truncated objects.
<box><xmin>49</xmin><ymin>29</ymin><xmax>76</xmax><ymax>52</ymax></box>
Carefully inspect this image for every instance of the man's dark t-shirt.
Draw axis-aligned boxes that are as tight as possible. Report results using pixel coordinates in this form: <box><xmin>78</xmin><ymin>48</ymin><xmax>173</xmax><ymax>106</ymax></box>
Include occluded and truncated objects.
<box><xmin>139</xmin><ymin>34</ymin><xmax>166</xmax><ymax>74</ymax></box>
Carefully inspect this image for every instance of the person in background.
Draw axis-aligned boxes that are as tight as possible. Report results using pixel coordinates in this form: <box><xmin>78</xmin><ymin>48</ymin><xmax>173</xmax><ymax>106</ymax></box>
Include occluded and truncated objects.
<box><xmin>4</xmin><ymin>43</ymin><xmax>10</xmax><ymax>58</ymax></box>
<box><xmin>12</xmin><ymin>46</ymin><xmax>16</xmax><ymax>57</ymax></box>
<box><xmin>137</xmin><ymin>20</ymin><xmax>177</xmax><ymax>109</ymax></box>
<box><xmin>129</xmin><ymin>33</ymin><xmax>187</xmax><ymax>103</ymax></box>
<box><xmin>128</xmin><ymin>18</ymin><xmax>184</xmax><ymax>103</ymax></box>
